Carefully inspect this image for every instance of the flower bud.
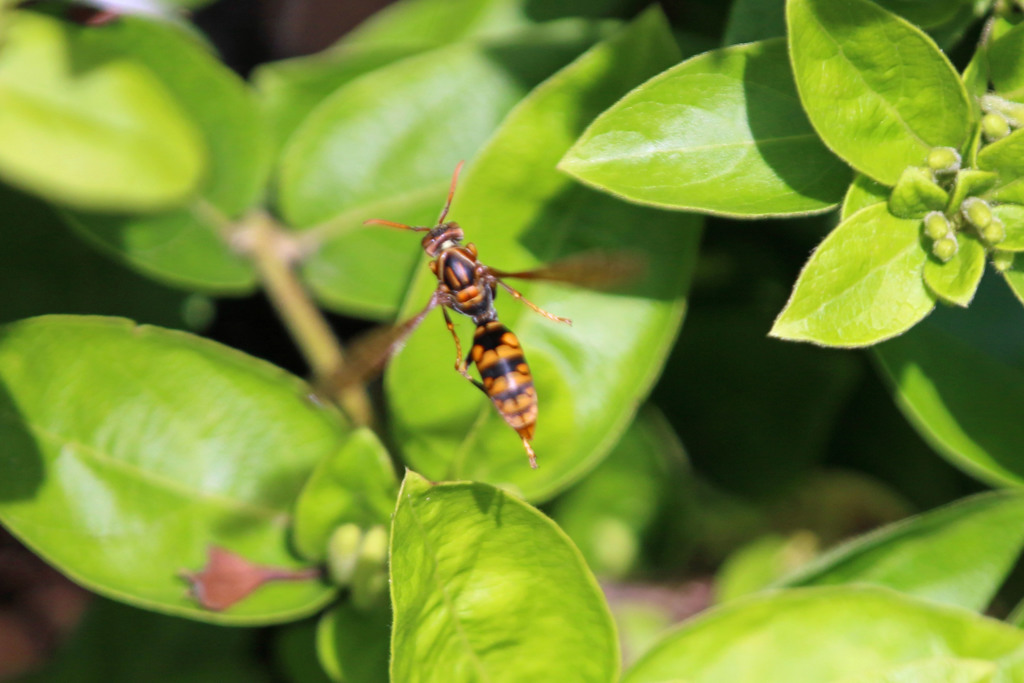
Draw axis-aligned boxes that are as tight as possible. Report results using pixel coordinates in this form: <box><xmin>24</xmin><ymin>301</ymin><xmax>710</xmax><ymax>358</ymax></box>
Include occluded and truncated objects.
<box><xmin>980</xmin><ymin>217</ymin><xmax>1006</xmax><ymax>246</ymax></box>
<box><xmin>932</xmin><ymin>236</ymin><xmax>959</xmax><ymax>263</ymax></box>
<box><xmin>992</xmin><ymin>250</ymin><xmax>1015</xmax><ymax>272</ymax></box>
<box><xmin>982</xmin><ymin>112</ymin><xmax>1011</xmax><ymax>141</ymax></box>
<box><xmin>923</xmin><ymin>211</ymin><xmax>950</xmax><ymax>241</ymax></box>
<box><xmin>927</xmin><ymin>146</ymin><xmax>961</xmax><ymax>174</ymax></box>
<box><xmin>961</xmin><ymin>197</ymin><xmax>992</xmax><ymax>229</ymax></box>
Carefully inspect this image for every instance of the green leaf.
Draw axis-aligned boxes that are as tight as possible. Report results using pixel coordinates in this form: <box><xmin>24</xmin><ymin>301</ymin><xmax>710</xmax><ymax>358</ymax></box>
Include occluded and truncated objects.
<box><xmin>622</xmin><ymin>587</ymin><xmax>1024</xmax><ymax>683</ymax></box>
<box><xmin>19</xmin><ymin>598</ymin><xmax>271</xmax><ymax>683</ymax></box>
<box><xmin>995</xmin><ymin>204</ymin><xmax>1024</xmax><ymax>251</ymax></box>
<box><xmin>0</xmin><ymin>316</ymin><xmax>345</xmax><ymax>624</ymax></box>
<box><xmin>551</xmin><ymin>406</ymin><xmax>688</xmax><ymax>578</ymax></box>
<box><xmin>787</xmin><ymin>0</ymin><xmax>971</xmax><ymax>186</ymax></box>
<box><xmin>841</xmin><ymin>173</ymin><xmax>889</xmax><ymax>220</ymax></box>
<box><xmin>292</xmin><ymin>428</ymin><xmax>398</xmax><ymax>562</ymax></box>
<box><xmin>0</xmin><ymin>184</ymin><xmax>194</xmax><ymax>329</ymax></box>
<box><xmin>390</xmin><ymin>471</ymin><xmax>618</xmax><ymax>683</ymax></box>
<box><xmin>888</xmin><ymin>166</ymin><xmax>949</xmax><ymax>218</ymax></box>
<box><xmin>560</xmin><ymin>38</ymin><xmax>849</xmax><ymax>217</ymax></box>
<box><xmin>0</xmin><ymin>11</ymin><xmax>204</xmax><ymax>211</ymax></box>
<box><xmin>253</xmin><ymin>44</ymin><xmax>425</xmax><ymax>156</ymax></box>
<box><xmin>278</xmin><ymin>20</ymin><xmax>610</xmax><ymax>319</ymax></box>
<box><xmin>990</xmin><ymin>21</ymin><xmax>1024</xmax><ymax>99</ymax></box>
<box><xmin>771</xmin><ymin>203</ymin><xmax>935</xmax><ymax>347</ymax></box>
<box><xmin>979</xmin><ymin>128</ymin><xmax>1024</xmax><ymax>204</ymax></box>
<box><xmin>60</xmin><ymin>17</ymin><xmax>266</xmax><ymax>293</ymax></box>
<box><xmin>779</xmin><ymin>492</ymin><xmax>1024</xmax><ymax>611</ymax></box>
<box><xmin>947</xmin><ymin>169</ymin><xmax>998</xmax><ymax>211</ymax></box>
<box><xmin>385</xmin><ymin>9</ymin><xmax>697</xmax><ymax>500</ymax></box>
<box><xmin>923</xmin><ymin>233</ymin><xmax>986</xmax><ymax>306</ymax></box>
<box><xmin>341</xmin><ymin>0</ymin><xmax>629</xmax><ymax>48</ymax></box>
<box><xmin>875</xmin><ymin>285</ymin><xmax>1024</xmax><ymax>487</ymax></box>
<box><xmin>316</xmin><ymin>602</ymin><xmax>391</xmax><ymax>683</ymax></box>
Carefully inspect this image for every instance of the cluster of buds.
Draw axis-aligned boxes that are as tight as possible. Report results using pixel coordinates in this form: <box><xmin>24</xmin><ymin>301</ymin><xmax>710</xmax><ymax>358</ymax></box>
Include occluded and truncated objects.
<box><xmin>980</xmin><ymin>94</ymin><xmax>1024</xmax><ymax>142</ymax></box>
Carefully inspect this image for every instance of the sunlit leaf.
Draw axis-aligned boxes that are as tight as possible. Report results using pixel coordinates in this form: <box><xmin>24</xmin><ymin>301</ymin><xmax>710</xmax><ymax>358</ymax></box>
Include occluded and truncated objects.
<box><xmin>61</xmin><ymin>16</ymin><xmax>267</xmax><ymax>292</ymax></box>
<box><xmin>0</xmin><ymin>316</ymin><xmax>344</xmax><ymax>624</ymax></box>
<box><xmin>787</xmin><ymin>0</ymin><xmax>971</xmax><ymax>186</ymax></box>
<box><xmin>390</xmin><ymin>471</ymin><xmax>618</xmax><ymax>682</ymax></box>
<box><xmin>622</xmin><ymin>587</ymin><xmax>1024</xmax><ymax>683</ymax></box>
<box><xmin>0</xmin><ymin>11</ymin><xmax>204</xmax><ymax>211</ymax></box>
<box><xmin>771</xmin><ymin>204</ymin><xmax>935</xmax><ymax>346</ymax></box>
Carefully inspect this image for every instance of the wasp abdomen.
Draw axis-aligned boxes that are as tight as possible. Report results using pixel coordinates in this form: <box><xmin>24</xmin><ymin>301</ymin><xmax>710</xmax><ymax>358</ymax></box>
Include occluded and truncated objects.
<box><xmin>471</xmin><ymin>321</ymin><xmax>537</xmax><ymax>441</ymax></box>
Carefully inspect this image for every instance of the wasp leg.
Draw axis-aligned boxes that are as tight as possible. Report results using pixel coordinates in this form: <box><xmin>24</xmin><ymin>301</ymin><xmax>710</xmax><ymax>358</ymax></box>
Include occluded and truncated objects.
<box><xmin>441</xmin><ymin>307</ymin><xmax>483</xmax><ymax>390</ymax></box>
<box><xmin>521</xmin><ymin>435</ymin><xmax>538</xmax><ymax>469</ymax></box>
<box><xmin>493</xmin><ymin>277</ymin><xmax>572</xmax><ymax>325</ymax></box>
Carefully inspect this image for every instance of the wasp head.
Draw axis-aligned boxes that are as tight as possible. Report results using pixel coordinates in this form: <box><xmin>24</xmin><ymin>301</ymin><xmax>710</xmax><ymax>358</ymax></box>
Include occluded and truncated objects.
<box><xmin>421</xmin><ymin>222</ymin><xmax>464</xmax><ymax>256</ymax></box>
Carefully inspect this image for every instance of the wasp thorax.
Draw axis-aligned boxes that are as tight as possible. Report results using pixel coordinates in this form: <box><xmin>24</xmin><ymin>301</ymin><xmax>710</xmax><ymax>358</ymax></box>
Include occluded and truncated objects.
<box><xmin>421</xmin><ymin>222</ymin><xmax>465</xmax><ymax>256</ymax></box>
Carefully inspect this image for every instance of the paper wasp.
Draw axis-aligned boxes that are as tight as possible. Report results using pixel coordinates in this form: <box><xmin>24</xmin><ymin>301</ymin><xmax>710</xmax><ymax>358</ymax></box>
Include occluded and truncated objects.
<box><xmin>359</xmin><ymin>162</ymin><xmax>639</xmax><ymax>469</ymax></box>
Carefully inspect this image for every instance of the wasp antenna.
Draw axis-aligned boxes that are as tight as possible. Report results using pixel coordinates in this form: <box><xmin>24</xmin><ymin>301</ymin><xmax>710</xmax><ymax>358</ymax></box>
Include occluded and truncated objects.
<box><xmin>436</xmin><ymin>161</ymin><xmax>464</xmax><ymax>225</ymax></box>
<box><xmin>364</xmin><ymin>219</ymin><xmax>430</xmax><ymax>232</ymax></box>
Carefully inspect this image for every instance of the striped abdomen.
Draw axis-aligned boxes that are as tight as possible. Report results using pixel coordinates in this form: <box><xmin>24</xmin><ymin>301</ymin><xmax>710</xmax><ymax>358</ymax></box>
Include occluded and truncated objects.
<box><xmin>470</xmin><ymin>321</ymin><xmax>537</xmax><ymax>441</ymax></box>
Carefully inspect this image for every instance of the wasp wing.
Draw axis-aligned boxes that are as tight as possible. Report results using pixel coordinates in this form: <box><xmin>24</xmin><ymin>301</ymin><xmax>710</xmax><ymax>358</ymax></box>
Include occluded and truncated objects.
<box><xmin>328</xmin><ymin>293</ymin><xmax>444</xmax><ymax>391</ymax></box>
<box><xmin>486</xmin><ymin>250</ymin><xmax>647</xmax><ymax>291</ymax></box>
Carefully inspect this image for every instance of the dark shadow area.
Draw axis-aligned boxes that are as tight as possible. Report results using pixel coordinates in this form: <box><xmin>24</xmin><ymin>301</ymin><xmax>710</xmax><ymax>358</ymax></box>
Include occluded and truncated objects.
<box><xmin>469</xmin><ymin>483</ymin><xmax>503</xmax><ymax>525</ymax></box>
<box><xmin>0</xmin><ymin>375</ymin><xmax>45</xmax><ymax>503</ymax></box>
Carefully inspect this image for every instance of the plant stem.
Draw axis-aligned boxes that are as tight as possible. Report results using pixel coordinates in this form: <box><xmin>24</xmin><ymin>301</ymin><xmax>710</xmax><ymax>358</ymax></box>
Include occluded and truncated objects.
<box><xmin>242</xmin><ymin>211</ymin><xmax>374</xmax><ymax>427</ymax></box>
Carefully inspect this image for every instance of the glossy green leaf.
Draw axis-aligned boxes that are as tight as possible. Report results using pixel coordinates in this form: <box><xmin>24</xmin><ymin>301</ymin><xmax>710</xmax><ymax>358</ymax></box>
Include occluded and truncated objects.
<box><xmin>0</xmin><ymin>11</ymin><xmax>204</xmax><ymax>211</ymax></box>
<box><xmin>923</xmin><ymin>233</ymin><xmax>986</xmax><ymax>306</ymax></box>
<box><xmin>20</xmin><ymin>598</ymin><xmax>271</xmax><ymax>683</ymax></box>
<box><xmin>551</xmin><ymin>406</ymin><xmax>688</xmax><ymax>578</ymax></box>
<box><xmin>385</xmin><ymin>9</ymin><xmax>696</xmax><ymax>500</ymax></box>
<box><xmin>888</xmin><ymin>166</ymin><xmax>949</xmax><ymax>218</ymax></box>
<box><xmin>60</xmin><ymin>17</ymin><xmax>266</xmax><ymax>293</ymax></box>
<box><xmin>876</xmin><ymin>283</ymin><xmax>1024</xmax><ymax>487</ymax></box>
<box><xmin>292</xmin><ymin>428</ymin><xmax>397</xmax><ymax>562</ymax></box>
<box><xmin>948</xmin><ymin>169</ymin><xmax>998</xmax><ymax>211</ymax></box>
<box><xmin>787</xmin><ymin>0</ymin><xmax>971</xmax><ymax>186</ymax></box>
<box><xmin>995</xmin><ymin>204</ymin><xmax>1024</xmax><ymax>251</ymax></box>
<box><xmin>990</xmin><ymin>22</ymin><xmax>1024</xmax><ymax>99</ymax></box>
<box><xmin>316</xmin><ymin>601</ymin><xmax>391</xmax><ymax>683</ymax></box>
<box><xmin>771</xmin><ymin>203</ymin><xmax>935</xmax><ymax>346</ymax></box>
<box><xmin>560</xmin><ymin>39</ymin><xmax>850</xmax><ymax>217</ymax></box>
<box><xmin>342</xmin><ymin>0</ymin><xmax>628</xmax><ymax>48</ymax></box>
<box><xmin>252</xmin><ymin>44</ymin><xmax>424</xmax><ymax>156</ymax></box>
<box><xmin>279</xmin><ymin>21</ymin><xmax>609</xmax><ymax>319</ymax></box>
<box><xmin>390</xmin><ymin>471</ymin><xmax>618</xmax><ymax>683</ymax></box>
<box><xmin>780</xmin><ymin>492</ymin><xmax>1024</xmax><ymax>611</ymax></box>
<box><xmin>622</xmin><ymin>587</ymin><xmax>1024</xmax><ymax>683</ymax></box>
<box><xmin>841</xmin><ymin>174</ymin><xmax>889</xmax><ymax>220</ymax></box>
<box><xmin>0</xmin><ymin>316</ymin><xmax>345</xmax><ymax>624</ymax></box>
<box><xmin>979</xmin><ymin>128</ymin><xmax>1024</xmax><ymax>204</ymax></box>
<box><xmin>0</xmin><ymin>184</ymin><xmax>193</xmax><ymax>329</ymax></box>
